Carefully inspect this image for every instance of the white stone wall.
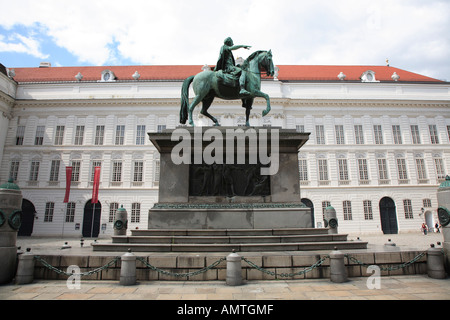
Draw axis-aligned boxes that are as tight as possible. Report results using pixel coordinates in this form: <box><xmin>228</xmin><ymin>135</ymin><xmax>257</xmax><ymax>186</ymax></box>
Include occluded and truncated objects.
<box><xmin>0</xmin><ymin>75</ymin><xmax>449</xmax><ymax>236</ymax></box>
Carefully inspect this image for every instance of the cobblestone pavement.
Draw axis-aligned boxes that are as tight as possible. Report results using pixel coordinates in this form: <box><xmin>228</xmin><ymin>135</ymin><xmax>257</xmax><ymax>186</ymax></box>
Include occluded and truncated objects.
<box><xmin>0</xmin><ymin>275</ymin><xmax>449</xmax><ymax>300</ymax></box>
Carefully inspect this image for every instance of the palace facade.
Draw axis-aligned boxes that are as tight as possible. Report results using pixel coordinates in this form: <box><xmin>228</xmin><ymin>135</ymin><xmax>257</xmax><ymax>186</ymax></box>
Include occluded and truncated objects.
<box><xmin>0</xmin><ymin>62</ymin><xmax>448</xmax><ymax>236</ymax></box>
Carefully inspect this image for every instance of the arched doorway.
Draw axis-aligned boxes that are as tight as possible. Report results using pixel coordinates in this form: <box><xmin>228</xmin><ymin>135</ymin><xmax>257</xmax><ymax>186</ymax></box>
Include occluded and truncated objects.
<box><xmin>379</xmin><ymin>197</ymin><xmax>398</xmax><ymax>234</ymax></box>
<box><xmin>18</xmin><ymin>199</ymin><xmax>35</xmax><ymax>236</ymax></box>
<box><xmin>425</xmin><ymin>211</ymin><xmax>434</xmax><ymax>232</ymax></box>
<box><xmin>301</xmin><ymin>198</ymin><xmax>315</xmax><ymax>228</ymax></box>
<box><xmin>82</xmin><ymin>200</ymin><xmax>101</xmax><ymax>238</ymax></box>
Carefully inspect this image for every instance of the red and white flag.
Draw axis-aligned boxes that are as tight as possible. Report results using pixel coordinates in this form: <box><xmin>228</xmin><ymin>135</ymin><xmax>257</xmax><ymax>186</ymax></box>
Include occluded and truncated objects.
<box><xmin>63</xmin><ymin>166</ymin><xmax>73</xmax><ymax>203</ymax></box>
<box><xmin>92</xmin><ymin>166</ymin><xmax>101</xmax><ymax>204</ymax></box>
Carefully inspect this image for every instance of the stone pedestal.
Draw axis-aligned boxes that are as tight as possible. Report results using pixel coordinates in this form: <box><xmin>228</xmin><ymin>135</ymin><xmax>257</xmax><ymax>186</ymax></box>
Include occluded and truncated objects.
<box><xmin>0</xmin><ymin>179</ymin><xmax>22</xmax><ymax>284</ymax></box>
<box><xmin>147</xmin><ymin>127</ymin><xmax>311</xmax><ymax>229</ymax></box>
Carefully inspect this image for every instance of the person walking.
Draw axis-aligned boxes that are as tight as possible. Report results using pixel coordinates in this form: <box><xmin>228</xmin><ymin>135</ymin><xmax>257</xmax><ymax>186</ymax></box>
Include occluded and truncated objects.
<box><xmin>421</xmin><ymin>223</ymin><xmax>428</xmax><ymax>235</ymax></box>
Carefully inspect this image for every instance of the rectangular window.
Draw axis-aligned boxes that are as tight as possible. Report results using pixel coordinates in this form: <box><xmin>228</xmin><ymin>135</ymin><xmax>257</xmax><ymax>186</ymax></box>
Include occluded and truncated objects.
<box><xmin>315</xmin><ymin>125</ymin><xmax>325</xmax><ymax>144</ymax></box>
<box><xmin>133</xmin><ymin>161</ymin><xmax>144</xmax><ymax>182</ymax></box>
<box><xmin>373</xmin><ymin>125</ymin><xmax>383</xmax><ymax>145</ymax></box>
<box><xmin>338</xmin><ymin>159</ymin><xmax>349</xmax><ymax>182</ymax></box>
<box><xmin>136</xmin><ymin>125</ymin><xmax>146</xmax><ymax>145</ymax></box>
<box><xmin>115</xmin><ymin>125</ymin><xmax>125</xmax><ymax>145</ymax></box>
<box><xmin>44</xmin><ymin>202</ymin><xmax>54</xmax><ymax>222</ymax></box>
<box><xmin>296</xmin><ymin>125</ymin><xmax>305</xmax><ymax>133</ymax></box>
<box><xmin>411</xmin><ymin>125</ymin><xmax>421</xmax><ymax>144</ymax></box>
<box><xmin>335</xmin><ymin>125</ymin><xmax>345</xmax><ymax>145</ymax></box>
<box><xmin>298</xmin><ymin>159</ymin><xmax>308</xmax><ymax>181</ymax></box>
<box><xmin>318</xmin><ymin>159</ymin><xmax>328</xmax><ymax>181</ymax></box>
<box><xmin>109</xmin><ymin>202</ymin><xmax>119</xmax><ymax>223</ymax></box>
<box><xmin>322</xmin><ymin>201</ymin><xmax>331</xmax><ymax>219</ymax></box>
<box><xmin>9</xmin><ymin>161</ymin><xmax>20</xmax><ymax>181</ymax></box>
<box><xmin>415</xmin><ymin>158</ymin><xmax>427</xmax><ymax>181</ymax></box>
<box><xmin>65</xmin><ymin>202</ymin><xmax>76</xmax><ymax>223</ymax></box>
<box><xmin>343</xmin><ymin>200</ymin><xmax>352</xmax><ymax>220</ymax></box>
<box><xmin>447</xmin><ymin>125</ymin><xmax>450</xmax><ymax>142</ymax></box>
<box><xmin>131</xmin><ymin>203</ymin><xmax>141</xmax><ymax>223</ymax></box>
<box><xmin>429</xmin><ymin>125</ymin><xmax>439</xmax><ymax>144</ymax></box>
<box><xmin>403</xmin><ymin>199</ymin><xmax>414</xmax><ymax>219</ymax></box>
<box><xmin>29</xmin><ymin>161</ymin><xmax>40</xmax><ymax>181</ymax></box>
<box><xmin>157</xmin><ymin>124</ymin><xmax>166</xmax><ymax>133</ymax></box>
<box><xmin>354</xmin><ymin>125</ymin><xmax>364</xmax><ymax>144</ymax></box>
<box><xmin>358</xmin><ymin>158</ymin><xmax>369</xmax><ymax>182</ymax></box>
<box><xmin>90</xmin><ymin>161</ymin><xmax>102</xmax><ymax>182</ymax></box>
<box><xmin>154</xmin><ymin>160</ymin><xmax>160</xmax><ymax>182</ymax></box>
<box><xmin>434</xmin><ymin>158</ymin><xmax>446</xmax><ymax>180</ymax></box>
<box><xmin>16</xmin><ymin>125</ymin><xmax>25</xmax><ymax>145</ymax></box>
<box><xmin>377</xmin><ymin>158</ymin><xmax>389</xmax><ymax>181</ymax></box>
<box><xmin>112</xmin><ymin>161</ymin><xmax>122</xmax><ymax>182</ymax></box>
<box><xmin>71</xmin><ymin>160</ymin><xmax>81</xmax><ymax>182</ymax></box>
<box><xmin>54</xmin><ymin>125</ymin><xmax>65</xmax><ymax>145</ymax></box>
<box><xmin>397</xmin><ymin>158</ymin><xmax>408</xmax><ymax>182</ymax></box>
<box><xmin>49</xmin><ymin>160</ymin><xmax>60</xmax><ymax>182</ymax></box>
<box><xmin>35</xmin><ymin>126</ymin><xmax>45</xmax><ymax>145</ymax></box>
<box><xmin>74</xmin><ymin>125</ymin><xmax>85</xmax><ymax>145</ymax></box>
<box><xmin>363</xmin><ymin>200</ymin><xmax>373</xmax><ymax>220</ymax></box>
<box><xmin>95</xmin><ymin>125</ymin><xmax>105</xmax><ymax>145</ymax></box>
<box><xmin>392</xmin><ymin>125</ymin><xmax>402</xmax><ymax>144</ymax></box>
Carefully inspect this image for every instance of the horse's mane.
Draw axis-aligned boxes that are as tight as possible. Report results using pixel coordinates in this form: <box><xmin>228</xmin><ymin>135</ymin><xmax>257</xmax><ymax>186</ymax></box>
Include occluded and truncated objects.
<box><xmin>241</xmin><ymin>50</ymin><xmax>266</xmax><ymax>70</ymax></box>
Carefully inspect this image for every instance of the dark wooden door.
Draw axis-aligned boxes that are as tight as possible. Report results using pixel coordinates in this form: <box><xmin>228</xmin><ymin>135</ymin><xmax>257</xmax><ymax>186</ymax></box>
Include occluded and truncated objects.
<box><xmin>379</xmin><ymin>197</ymin><xmax>398</xmax><ymax>234</ymax></box>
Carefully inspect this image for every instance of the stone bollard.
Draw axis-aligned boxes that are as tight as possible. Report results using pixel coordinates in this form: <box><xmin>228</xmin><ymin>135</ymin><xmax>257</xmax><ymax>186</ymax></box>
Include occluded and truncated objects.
<box><xmin>324</xmin><ymin>206</ymin><xmax>338</xmax><ymax>234</ymax></box>
<box><xmin>384</xmin><ymin>239</ymin><xmax>396</xmax><ymax>246</ymax></box>
<box><xmin>15</xmin><ymin>248</ymin><xmax>35</xmax><ymax>285</ymax></box>
<box><xmin>427</xmin><ymin>244</ymin><xmax>446</xmax><ymax>279</ymax></box>
<box><xmin>114</xmin><ymin>205</ymin><xmax>128</xmax><ymax>236</ymax></box>
<box><xmin>226</xmin><ymin>250</ymin><xmax>242</xmax><ymax>286</ymax></box>
<box><xmin>329</xmin><ymin>248</ymin><xmax>347</xmax><ymax>283</ymax></box>
<box><xmin>120</xmin><ymin>249</ymin><xmax>136</xmax><ymax>286</ymax></box>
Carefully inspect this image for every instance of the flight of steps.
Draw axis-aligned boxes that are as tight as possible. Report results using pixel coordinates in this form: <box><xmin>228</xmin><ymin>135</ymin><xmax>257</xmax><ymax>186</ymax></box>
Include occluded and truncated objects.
<box><xmin>92</xmin><ymin>228</ymin><xmax>368</xmax><ymax>252</ymax></box>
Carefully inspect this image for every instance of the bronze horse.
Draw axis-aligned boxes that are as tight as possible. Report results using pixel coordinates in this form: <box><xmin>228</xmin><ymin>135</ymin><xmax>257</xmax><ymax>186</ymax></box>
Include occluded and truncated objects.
<box><xmin>180</xmin><ymin>50</ymin><xmax>275</xmax><ymax>126</ymax></box>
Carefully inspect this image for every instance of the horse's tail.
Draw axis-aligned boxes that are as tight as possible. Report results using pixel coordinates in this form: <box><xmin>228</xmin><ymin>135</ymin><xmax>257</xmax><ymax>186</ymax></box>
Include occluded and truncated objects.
<box><xmin>180</xmin><ymin>75</ymin><xmax>195</xmax><ymax>124</ymax></box>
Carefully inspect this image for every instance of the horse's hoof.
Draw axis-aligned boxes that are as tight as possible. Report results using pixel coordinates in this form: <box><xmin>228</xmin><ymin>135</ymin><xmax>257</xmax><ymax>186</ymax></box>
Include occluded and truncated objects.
<box><xmin>213</xmin><ymin>123</ymin><xmax>221</xmax><ymax>127</ymax></box>
<box><xmin>245</xmin><ymin>122</ymin><xmax>250</xmax><ymax>127</ymax></box>
<box><xmin>262</xmin><ymin>110</ymin><xmax>269</xmax><ymax>117</ymax></box>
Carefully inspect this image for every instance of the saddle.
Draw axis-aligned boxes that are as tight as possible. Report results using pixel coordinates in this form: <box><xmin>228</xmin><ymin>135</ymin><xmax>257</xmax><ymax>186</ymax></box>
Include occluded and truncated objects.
<box><xmin>215</xmin><ymin>70</ymin><xmax>239</xmax><ymax>88</ymax></box>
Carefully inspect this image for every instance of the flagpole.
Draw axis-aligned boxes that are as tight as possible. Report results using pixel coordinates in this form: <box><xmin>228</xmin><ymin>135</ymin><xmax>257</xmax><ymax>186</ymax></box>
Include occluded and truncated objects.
<box><xmin>91</xmin><ymin>202</ymin><xmax>95</xmax><ymax>238</ymax></box>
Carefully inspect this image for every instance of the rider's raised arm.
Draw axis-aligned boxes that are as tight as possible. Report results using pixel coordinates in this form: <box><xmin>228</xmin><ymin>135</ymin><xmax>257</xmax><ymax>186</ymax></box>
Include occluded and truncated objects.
<box><xmin>230</xmin><ymin>45</ymin><xmax>251</xmax><ymax>50</ymax></box>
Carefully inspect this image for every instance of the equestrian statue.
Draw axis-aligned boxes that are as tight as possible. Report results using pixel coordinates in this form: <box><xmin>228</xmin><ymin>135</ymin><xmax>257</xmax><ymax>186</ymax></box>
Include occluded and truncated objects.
<box><xmin>180</xmin><ymin>37</ymin><xmax>275</xmax><ymax>127</ymax></box>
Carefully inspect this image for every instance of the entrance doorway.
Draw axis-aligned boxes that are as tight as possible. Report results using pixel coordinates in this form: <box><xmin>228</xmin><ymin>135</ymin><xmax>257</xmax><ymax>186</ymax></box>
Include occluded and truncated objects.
<box><xmin>301</xmin><ymin>198</ymin><xmax>315</xmax><ymax>228</ymax></box>
<box><xmin>82</xmin><ymin>200</ymin><xmax>102</xmax><ymax>238</ymax></box>
<box><xmin>379</xmin><ymin>197</ymin><xmax>398</xmax><ymax>234</ymax></box>
<box><xmin>18</xmin><ymin>199</ymin><xmax>35</xmax><ymax>236</ymax></box>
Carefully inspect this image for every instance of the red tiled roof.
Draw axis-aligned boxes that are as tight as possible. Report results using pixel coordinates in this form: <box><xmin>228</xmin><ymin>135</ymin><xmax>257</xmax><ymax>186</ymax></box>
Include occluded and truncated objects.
<box><xmin>9</xmin><ymin>64</ymin><xmax>443</xmax><ymax>83</ymax></box>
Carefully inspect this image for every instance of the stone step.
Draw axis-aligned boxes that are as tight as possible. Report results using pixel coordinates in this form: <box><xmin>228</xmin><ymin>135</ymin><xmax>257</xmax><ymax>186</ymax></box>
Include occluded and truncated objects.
<box><xmin>130</xmin><ymin>228</ymin><xmax>329</xmax><ymax>237</ymax></box>
<box><xmin>92</xmin><ymin>240</ymin><xmax>368</xmax><ymax>252</ymax></box>
<box><xmin>112</xmin><ymin>234</ymin><xmax>348</xmax><ymax>244</ymax></box>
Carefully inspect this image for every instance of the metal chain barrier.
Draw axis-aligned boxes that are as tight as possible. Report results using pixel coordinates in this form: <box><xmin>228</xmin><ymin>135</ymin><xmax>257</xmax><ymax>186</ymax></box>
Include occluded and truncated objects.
<box><xmin>34</xmin><ymin>256</ymin><xmax>120</xmax><ymax>277</ymax></box>
<box><xmin>136</xmin><ymin>256</ymin><xmax>226</xmax><ymax>278</ymax></box>
<box><xmin>241</xmin><ymin>255</ymin><xmax>330</xmax><ymax>278</ymax></box>
<box><xmin>345</xmin><ymin>251</ymin><xmax>427</xmax><ymax>271</ymax></box>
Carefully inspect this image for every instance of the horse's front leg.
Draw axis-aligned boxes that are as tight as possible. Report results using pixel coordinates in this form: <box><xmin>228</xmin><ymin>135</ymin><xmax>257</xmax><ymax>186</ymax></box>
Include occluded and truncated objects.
<box><xmin>254</xmin><ymin>90</ymin><xmax>271</xmax><ymax>117</ymax></box>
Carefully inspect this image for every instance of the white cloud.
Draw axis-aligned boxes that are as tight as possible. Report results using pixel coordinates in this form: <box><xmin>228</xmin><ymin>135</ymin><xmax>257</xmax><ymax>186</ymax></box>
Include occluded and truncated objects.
<box><xmin>0</xmin><ymin>0</ymin><xmax>448</xmax><ymax>79</ymax></box>
<box><xmin>0</xmin><ymin>33</ymin><xmax>49</xmax><ymax>59</ymax></box>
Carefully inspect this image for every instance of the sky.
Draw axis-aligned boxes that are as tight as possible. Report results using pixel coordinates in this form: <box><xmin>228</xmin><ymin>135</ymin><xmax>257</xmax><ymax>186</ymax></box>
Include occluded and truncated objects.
<box><xmin>0</xmin><ymin>0</ymin><xmax>449</xmax><ymax>81</ymax></box>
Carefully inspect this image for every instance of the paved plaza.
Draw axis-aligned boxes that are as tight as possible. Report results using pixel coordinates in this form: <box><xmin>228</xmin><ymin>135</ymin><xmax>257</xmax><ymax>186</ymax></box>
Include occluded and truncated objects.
<box><xmin>0</xmin><ymin>232</ymin><xmax>448</xmax><ymax>301</ymax></box>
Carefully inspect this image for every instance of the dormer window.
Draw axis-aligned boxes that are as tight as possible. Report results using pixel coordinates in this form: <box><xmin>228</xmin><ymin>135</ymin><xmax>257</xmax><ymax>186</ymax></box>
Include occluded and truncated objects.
<box><xmin>361</xmin><ymin>70</ymin><xmax>379</xmax><ymax>83</ymax></box>
<box><xmin>101</xmin><ymin>69</ymin><xmax>116</xmax><ymax>82</ymax></box>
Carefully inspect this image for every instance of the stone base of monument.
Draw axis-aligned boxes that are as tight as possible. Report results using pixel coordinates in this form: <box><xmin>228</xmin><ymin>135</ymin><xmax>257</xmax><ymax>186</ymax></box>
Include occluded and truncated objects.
<box><xmin>147</xmin><ymin>204</ymin><xmax>311</xmax><ymax>229</ymax></box>
<box><xmin>92</xmin><ymin>227</ymin><xmax>368</xmax><ymax>252</ymax></box>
